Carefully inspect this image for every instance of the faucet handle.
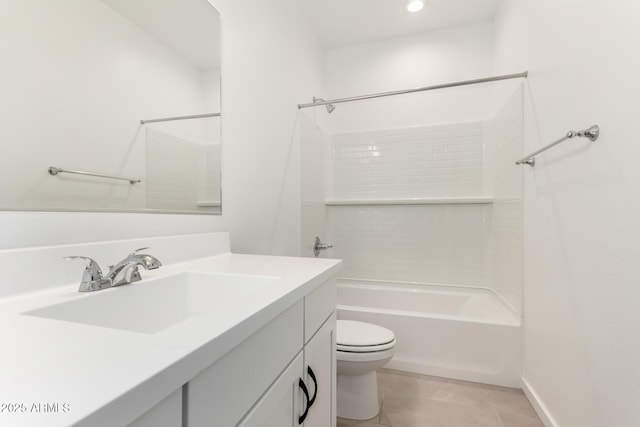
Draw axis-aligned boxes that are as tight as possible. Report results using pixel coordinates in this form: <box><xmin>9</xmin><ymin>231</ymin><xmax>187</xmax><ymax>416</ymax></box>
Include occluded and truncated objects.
<box><xmin>128</xmin><ymin>247</ymin><xmax>150</xmax><ymax>257</ymax></box>
<box><xmin>64</xmin><ymin>256</ymin><xmax>112</xmax><ymax>292</ymax></box>
<box><xmin>128</xmin><ymin>247</ymin><xmax>162</xmax><ymax>270</ymax></box>
<box><xmin>64</xmin><ymin>256</ymin><xmax>104</xmax><ymax>278</ymax></box>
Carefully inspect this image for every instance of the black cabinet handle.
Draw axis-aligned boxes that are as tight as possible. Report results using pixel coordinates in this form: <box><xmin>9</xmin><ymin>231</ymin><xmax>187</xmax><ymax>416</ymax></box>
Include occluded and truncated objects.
<box><xmin>298</xmin><ymin>378</ymin><xmax>310</xmax><ymax>424</ymax></box>
<box><xmin>307</xmin><ymin>366</ymin><xmax>318</xmax><ymax>408</ymax></box>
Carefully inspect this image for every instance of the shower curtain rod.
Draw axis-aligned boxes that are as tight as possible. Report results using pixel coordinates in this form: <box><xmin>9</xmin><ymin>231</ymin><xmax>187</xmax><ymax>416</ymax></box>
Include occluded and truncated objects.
<box><xmin>297</xmin><ymin>71</ymin><xmax>528</xmax><ymax>109</ymax></box>
<box><xmin>140</xmin><ymin>112</ymin><xmax>220</xmax><ymax>125</ymax></box>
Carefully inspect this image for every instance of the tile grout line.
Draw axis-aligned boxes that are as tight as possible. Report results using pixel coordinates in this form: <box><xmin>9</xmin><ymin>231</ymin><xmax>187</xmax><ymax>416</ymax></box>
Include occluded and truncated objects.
<box><xmin>495</xmin><ymin>408</ymin><xmax>506</xmax><ymax>427</ymax></box>
<box><xmin>376</xmin><ymin>390</ymin><xmax>384</xmax><ymax>425</ymax></box>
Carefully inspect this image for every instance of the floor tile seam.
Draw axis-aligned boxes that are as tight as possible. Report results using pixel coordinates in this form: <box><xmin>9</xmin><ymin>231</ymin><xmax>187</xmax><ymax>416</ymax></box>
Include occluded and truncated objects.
<box><xmin>426</xmin><ymin>374</ymin><xmax>523</xmax><ymax>392</ymax></box>
<box><xmin>381</xmin><ymin>371</ymin><xmax>542</xmax><ymax>423</ymax></box>
<box><xmin>419</xmin><ymin>384</ymin><xmax>531</xmax><ymax>412</ymax></box>
<box><xmin>491</xmin><ymin>406</ymin><xmax>504</xmax><ymax>427</ymax></box>
<box><xmin>399</xmin><ymin>394</ymin><xmax>541</xmax><ymax>425</ymax></box>
<box><xmin>379</xmin><ymin>403</ymin><xmax>504</xmax><ymax>427</ymax></box>
<box><xmin>493</xmin><ymin>405</ymin><xmax>540</xmax><ymax>419</ymax></box>
<box><xmin>425</xmin><ymin>394</ymin><xmax>519</xmax><ymax>417</ymax></box>
<box><xmin>468</xmin><ymin>390</ymin><xmax>539</xmax><ymax>418</ymax></box>
<box><xmin>377</xmin><ymin>391</ymin><xmax>384</xmax><ymax>424</ymax></box>
<box><xmin>496</xmin><ymin>409</ymin><xmax>544</xmax><ymax>425</ymax></box>
<box><xmin>386</xmin><ymin>393</ymin><xmax>509</xmax><ymax>420</ymax></box>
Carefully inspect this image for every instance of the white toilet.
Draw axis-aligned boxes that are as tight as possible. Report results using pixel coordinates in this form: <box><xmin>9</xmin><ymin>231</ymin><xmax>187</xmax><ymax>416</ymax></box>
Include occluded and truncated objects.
<box><xmin>336</xmin><ymin>320</ymin><xmax>396</xmax><ymax>420</ymax></box>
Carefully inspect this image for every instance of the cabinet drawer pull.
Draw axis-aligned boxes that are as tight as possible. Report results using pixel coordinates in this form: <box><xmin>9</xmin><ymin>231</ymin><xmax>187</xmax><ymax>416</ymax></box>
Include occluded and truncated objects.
<box><xmin>307</xmin><ymin>366</ymin><xmax>318</xmax><ymax>408</ymax></box>
<box><xmin>298</xmin><ymin>378</ymin><xmax>310</xmax><ymax>424</ymax></box>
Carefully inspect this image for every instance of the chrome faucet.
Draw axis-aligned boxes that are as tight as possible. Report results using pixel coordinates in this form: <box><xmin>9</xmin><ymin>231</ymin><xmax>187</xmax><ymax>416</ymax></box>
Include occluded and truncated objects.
<box><xmin>64</xmin><ymin>248</ymin><xmax>161</xmax><ymax>292</ymax></box>
<box><xmin>106</xmin><ymin>248</ymin><xmax>162</xmax><ymax>287</ymax></box>
<box><xmin>63</xmin><ymin>256</ymin><xmax>113</xmax><ymax>292</ymax></box>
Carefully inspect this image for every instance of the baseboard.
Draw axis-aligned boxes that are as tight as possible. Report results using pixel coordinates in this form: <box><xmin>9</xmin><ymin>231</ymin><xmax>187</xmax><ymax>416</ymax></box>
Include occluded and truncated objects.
<box><xmin>521</xmin><ymin>377</ymin><xmax>559</xmax><ymax>427</ymax></box>
<box><xmin>384</xmin><ymin>359</ymin><xmax>521</xmax><ymax>388</ymax></box>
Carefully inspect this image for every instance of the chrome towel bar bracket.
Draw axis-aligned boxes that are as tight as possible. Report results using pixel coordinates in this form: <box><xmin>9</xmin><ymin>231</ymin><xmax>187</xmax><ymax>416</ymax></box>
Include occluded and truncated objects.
<box><xmin>516</xmin><ymin>124</ymin><xmax>600</xmax><ymax>167</ymax></box>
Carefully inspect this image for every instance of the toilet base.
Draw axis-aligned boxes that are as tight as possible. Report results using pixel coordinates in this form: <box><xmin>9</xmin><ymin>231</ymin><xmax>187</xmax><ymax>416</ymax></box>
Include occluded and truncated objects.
<box><xmin>336</xmin><ymin>370</ymin><xmax>380</xmax><ymax>420</ymax></box>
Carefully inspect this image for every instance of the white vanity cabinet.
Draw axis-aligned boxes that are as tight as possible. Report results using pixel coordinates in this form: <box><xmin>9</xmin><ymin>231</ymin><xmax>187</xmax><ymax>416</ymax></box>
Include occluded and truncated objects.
<box><xmin>302</xmin><ymin>278</ymin><xmax>337</xmax><ymax>427</ymax></box>
<box><xmin>302</xmin><ymin>313</ymin><xmax>336</xmax><ymax>427</ymax></box>
<box><xmin>129</xmin><ymin>389</ymin><xmax>182</xmax><ymax>427</ymax></box>
<box><xmin>237</xmin><ymin>314</ymin><xmax>336</xmax><ymax>427</ymax></box>
<box><xmin>237</xmin><ymin>352</ymin><xmax>304</xmax><ymax>427</ymax></box>
<box><xmin>185</xmin><ymin>279</ymin><xmax>336</xmax><ymax>427</ymax></box>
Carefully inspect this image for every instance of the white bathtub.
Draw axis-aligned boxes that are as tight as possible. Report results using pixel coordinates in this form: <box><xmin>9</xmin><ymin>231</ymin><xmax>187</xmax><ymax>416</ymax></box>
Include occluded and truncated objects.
<box><xmin>336</xmin><ymin>279</ymin><xmax>522</xmax><ymax>387</ymax></box>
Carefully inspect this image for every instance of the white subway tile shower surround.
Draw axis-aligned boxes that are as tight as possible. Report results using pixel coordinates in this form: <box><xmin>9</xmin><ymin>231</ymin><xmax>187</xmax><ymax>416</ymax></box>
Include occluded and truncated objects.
<box><xmin>326</xmin><ymin>121</ymin><xmax>492</xmax><ymax>287</ymax></box>
<box><xmin>328</xmin><ymin>122</ymin><xmax>488</xmax><ymax>200</ymax></box>
<box><xmin>320</xmin><ymin>96</ymin><xmax>522</xmax><ymax>309</ymax></box>
<box><xmin>146</xmin><ymin>128</ymin><xmax>216</xmax><ymax>212</ymax></box>
<box><xmin>301</xmin><ymin>93</ymin><xmax>522</xmax><ymax>309</ymax></box>
<box><xmin>200</xmin><ymin>144</ymin><xmax>221</xmax><ymax>204</ymax></box>
<box><xmin>486</xmin><ymin>88</ymin><xmax>524</xmax><ymax>313</ymax></box>
<box><xmin>487</xmin><ymin>91</ymin><xmax>524</xmax><ymax>203</ymax></box>
<box><xmin>328</xmin><ymin>204</ymin><xmax>491</xmax><ymax>286</ymax></box>
<box><xmin>146</xmin><ymin>128</ymin><xmax>199</xmax><ymax>210</ymax></box>
<box><xmin>488</xmin><ymin>199</ymin><xmax>523</xmax><ymax>312</ymax></box>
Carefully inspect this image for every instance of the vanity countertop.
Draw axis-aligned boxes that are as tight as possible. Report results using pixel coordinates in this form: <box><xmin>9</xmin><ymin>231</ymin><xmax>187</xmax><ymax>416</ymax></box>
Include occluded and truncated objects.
<box><xmin>0</xmin><ymin>252</ymin><xmax>341</xmax><ymax>427</ymax></box>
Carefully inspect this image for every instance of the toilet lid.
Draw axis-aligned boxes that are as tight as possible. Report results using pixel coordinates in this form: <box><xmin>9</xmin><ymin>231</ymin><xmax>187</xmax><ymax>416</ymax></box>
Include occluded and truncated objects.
<box><xmin>337</xmin><ymin>320</ymin><xmax>395</xmax><ymax>352</ymax></box>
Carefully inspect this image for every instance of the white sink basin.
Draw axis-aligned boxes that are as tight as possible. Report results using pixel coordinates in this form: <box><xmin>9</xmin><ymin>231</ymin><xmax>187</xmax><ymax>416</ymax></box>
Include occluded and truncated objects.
<box><xmin>24</xmin><ymin>272</ymin><xmax>278</xmax><ymax>334</ymax></box>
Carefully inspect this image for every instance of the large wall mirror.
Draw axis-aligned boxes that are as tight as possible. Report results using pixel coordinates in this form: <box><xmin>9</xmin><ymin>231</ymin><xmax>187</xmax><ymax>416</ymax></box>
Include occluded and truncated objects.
<box><xmin>0</xmin><ymin>0</ymin><xmax>221</xmax><ymax>214</ymax></box>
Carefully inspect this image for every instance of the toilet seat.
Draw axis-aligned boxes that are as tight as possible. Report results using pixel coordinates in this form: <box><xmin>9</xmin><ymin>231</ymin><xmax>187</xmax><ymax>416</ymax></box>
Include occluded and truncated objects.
<box><xmin>337</xmin><ymin>320</ymin><xmax>396</xmax><ymax>353</ymax></box>
<box><xmin>336</xmin><ymin>345</ymin><xmax>395</xmax><ymax>363</ymax></box>
<box><xmin>337</xmin><ymin>339</ymin><xmax>396</xmax><ymax>353</ymax></box>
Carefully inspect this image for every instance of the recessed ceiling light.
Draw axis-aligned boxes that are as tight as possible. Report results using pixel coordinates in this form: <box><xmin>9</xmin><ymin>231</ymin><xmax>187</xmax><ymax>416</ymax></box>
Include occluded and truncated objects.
<box><xmin>405</xmin><ymin>0</ymin><xmax>424</xmax><ymax>13</ymax></box>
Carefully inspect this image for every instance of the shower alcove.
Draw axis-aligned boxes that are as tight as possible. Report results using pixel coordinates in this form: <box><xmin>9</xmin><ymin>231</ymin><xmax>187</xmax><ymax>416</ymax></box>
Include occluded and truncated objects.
<box><xmin>299</xmin><ymin>79</ymin><xmax>524</xmax><ymax>387</ymax></box>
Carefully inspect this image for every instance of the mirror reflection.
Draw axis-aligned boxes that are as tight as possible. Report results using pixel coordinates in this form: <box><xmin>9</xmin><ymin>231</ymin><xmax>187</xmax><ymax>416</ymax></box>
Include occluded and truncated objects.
<box><xmin>0</xmin><ymin>0</ymin><xmax>221</xmax><ymax>214</ymax></box>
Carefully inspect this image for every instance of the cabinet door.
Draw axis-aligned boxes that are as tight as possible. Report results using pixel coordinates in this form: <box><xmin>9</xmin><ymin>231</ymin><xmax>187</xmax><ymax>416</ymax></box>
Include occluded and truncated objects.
<box><xmin>128</xmin><ymin>388</ymin><xmax>181</xmax><ymax>427</ymax></box>
<box><xmin>186</xmin><ymin>301</ymin><xmax>303</xmax><ymax>427</ymax></box>
<box><xmin>237</xmin><ymin>352</ymin><xmax>305</xmax><ymax>427</ymax></box>
<box><xmin>303</xmin><ymin>312</ymin><xmax>336</xmax><ymax>427</ymax></box>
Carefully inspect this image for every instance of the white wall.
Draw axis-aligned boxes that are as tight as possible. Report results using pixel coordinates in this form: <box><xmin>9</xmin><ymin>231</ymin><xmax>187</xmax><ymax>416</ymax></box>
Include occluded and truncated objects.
<box><xmin>494</xmin><ymin>2</ymin><xmax>640</xmax><ymax>426</ymax></box>
<box><xmin>486</xmin><ymin>88</ymin><xmax>524</xmax><ymax>313</ymax></box>
<box><xmin>209</xmin><ymin>0</ymin><xmax>324</xmax><ymax>256</ymax></box>
<box><xmin>323</xmin><ymin>21</ymin><xmax>495</xmax><ymax>133</ymax></box>
<box><xmin>0</xmin><ymin>0</ymin><xmax>323</xmax><ymax>253</ymax></box>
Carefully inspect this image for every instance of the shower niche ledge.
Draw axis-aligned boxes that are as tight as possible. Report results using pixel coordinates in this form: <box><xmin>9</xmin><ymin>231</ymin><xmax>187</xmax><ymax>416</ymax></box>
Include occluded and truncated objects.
<box><xmin>325</xmin><ymin>197</ymin><xmax>494</xmax><ymax>206</ymax></box>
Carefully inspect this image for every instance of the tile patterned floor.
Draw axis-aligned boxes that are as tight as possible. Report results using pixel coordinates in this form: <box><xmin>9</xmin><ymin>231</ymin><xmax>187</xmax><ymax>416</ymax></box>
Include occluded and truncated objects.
<box><xmin>337</xmin><ymin>369</ymin><xmax>545</xmax><ymax>427</ymax></box>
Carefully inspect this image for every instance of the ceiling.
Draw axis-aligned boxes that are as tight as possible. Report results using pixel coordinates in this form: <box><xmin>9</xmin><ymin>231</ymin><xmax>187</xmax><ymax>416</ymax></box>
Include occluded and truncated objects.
<box><xmin>300</xmin><ymin>0</ymin><xmax>502</xmax><ymax>49</ymax></box>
